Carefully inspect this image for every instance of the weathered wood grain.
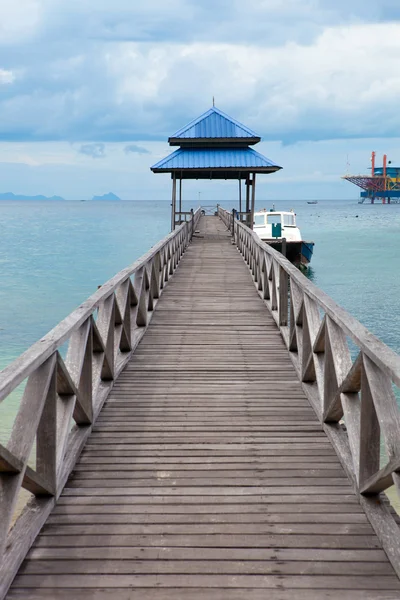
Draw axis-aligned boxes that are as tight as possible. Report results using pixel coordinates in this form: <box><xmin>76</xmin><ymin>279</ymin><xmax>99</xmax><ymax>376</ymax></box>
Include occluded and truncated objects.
<box><xmin>4</xmin><ymin>214</ymin><xmax>400</xmax><ymax>599</ymax></box>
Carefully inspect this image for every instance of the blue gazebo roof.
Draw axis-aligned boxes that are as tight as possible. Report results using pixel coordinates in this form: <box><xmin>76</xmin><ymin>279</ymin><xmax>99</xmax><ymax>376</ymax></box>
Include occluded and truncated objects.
<box><xmin>151</xmin><ymin>106</ymin><xmax>281</xmax><ymax>179</ymax></box>
<box><xmin>151</xmin><ymin>147</ymin><xmax>280</xmax><ymax>179</ymax></box>
<box><xmin>169</xmin><ymin>107</ymin><xmax>260</xmax><ymax>145</ymax></box>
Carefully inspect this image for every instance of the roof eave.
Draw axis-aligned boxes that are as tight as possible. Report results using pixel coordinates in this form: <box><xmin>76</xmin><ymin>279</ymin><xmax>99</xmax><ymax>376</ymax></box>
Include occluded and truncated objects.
<box><xmin>151</xmin><ymin>166</ymin><xmax>282</xmax><ymax>175</ymax></box>
<box><xmin>168</xmin><ymin>137</ymin><xmax>261</xmax><ymax>146</ymax></box>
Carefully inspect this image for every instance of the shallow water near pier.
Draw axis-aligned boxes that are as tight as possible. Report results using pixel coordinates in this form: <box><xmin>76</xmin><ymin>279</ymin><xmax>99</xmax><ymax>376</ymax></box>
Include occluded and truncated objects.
<box><xmin>1</xmin><ymin>198</ymin><xmax>400</xmax><ymax>510</ymax></box>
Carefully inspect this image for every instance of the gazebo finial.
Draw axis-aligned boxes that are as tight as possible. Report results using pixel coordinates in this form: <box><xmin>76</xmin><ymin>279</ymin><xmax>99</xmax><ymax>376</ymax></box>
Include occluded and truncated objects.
<box><xmin>212</xmin><ymin>96</ymin><xmax>215</xmax><ymax>107</ymax></box>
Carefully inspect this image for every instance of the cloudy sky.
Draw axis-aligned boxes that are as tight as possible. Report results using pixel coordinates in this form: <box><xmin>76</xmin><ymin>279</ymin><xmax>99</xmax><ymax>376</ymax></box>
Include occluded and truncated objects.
<box><xmin>1</xmin><ymin>0</ymin><xmax>399</xmax><ymax>200</ymax></box>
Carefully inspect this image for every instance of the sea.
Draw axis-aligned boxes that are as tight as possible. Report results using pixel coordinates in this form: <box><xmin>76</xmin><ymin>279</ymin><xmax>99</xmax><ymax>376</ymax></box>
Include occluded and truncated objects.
<box><xmin>1</xmin><ymin>198</ymin><xmax>400</xmax><ymax>464</ymax></box>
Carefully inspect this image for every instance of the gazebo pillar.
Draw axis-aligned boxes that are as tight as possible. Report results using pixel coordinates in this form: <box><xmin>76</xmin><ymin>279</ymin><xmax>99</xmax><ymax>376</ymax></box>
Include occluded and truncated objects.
<box><xmin>171</xmin><ymin>174</ymin><xmax>177</xmax><ymax>231</ymax></box>
<box><xmin>238</xmin><ymin>178</ymin><xmax>242</xmax><ymax>218</ymax></box>
<box><xmin>250</xmin><ymin>173</ymin><xmax>256</xmax><ymax>230</ymax></box>
<box><xmin>245</xmin><ymin>176</ymin><xmax>250</xmax><ymax>226</ymax></box>
<box><xmin>179</xmin><ymin>177</ymin><xmax>182</xmax><ymax>218</ymax></box>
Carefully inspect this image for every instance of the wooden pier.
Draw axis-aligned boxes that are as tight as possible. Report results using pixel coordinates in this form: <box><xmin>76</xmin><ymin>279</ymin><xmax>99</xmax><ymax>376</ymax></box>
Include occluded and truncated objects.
<box><xmin>1</xmin><ymin>211</ymin><xmax>400</xmax><ymax>599</ymax></box>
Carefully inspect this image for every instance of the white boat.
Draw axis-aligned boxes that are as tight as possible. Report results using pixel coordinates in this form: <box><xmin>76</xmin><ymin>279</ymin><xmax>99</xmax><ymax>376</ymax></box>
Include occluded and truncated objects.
<box><xmin>253</xmin><ymin>208</ymin><xmax>314</xmax><ymax>268</ymax></box>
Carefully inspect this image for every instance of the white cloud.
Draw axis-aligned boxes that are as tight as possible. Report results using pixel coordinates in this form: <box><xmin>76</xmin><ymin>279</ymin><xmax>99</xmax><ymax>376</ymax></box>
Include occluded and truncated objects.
<box><xmin>124</xmin><ymin>144</ymin><xmax>150</xmax><ymax>154</ymax></box>
<box><xmin>79</xmin><ymin>143</ymin><xmax>106</xmax><ymax>158</ymax></box>
<box><xmin>101</xmin><ymin>22</ymin><xmax>400</xmax><ymax>141</ymax></box>
<box><xmin>0</xmin><ymin>68</ymin><xmax>14</xmax><ymax>84</ymax></box>
<box><xmin>0</xmin><ymin>0</ymin><xmax>42</xmax><ymax>44</ymax></box>
<box><xmin>1</xmin><ymin>2</ymin><xmax>400</xmax><ymax>143</ymax></box>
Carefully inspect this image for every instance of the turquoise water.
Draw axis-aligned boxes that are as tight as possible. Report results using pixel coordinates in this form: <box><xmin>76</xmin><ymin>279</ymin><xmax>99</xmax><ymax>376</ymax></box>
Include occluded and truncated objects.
<box><xmin>0</xmin><ymin>201</ymin><xmax>172</xmax><ymax>371</ymax></box>
<box><xmin>1</xmin><ymin>198</ymin><xmax>400</xmax><ymax>443</ymax></box>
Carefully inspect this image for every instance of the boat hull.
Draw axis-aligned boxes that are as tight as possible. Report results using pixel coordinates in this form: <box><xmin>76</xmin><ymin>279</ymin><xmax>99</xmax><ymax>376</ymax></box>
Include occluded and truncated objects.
<box><xmin>259</xmin><ymin>239</ymin><xmax>314</xmax><ymax>268</ymax></box>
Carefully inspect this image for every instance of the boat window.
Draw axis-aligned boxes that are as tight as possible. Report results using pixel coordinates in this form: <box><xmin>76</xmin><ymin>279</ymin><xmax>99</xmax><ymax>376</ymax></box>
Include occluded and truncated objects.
<box><xmin>283</xmin><ymin>214</ymin><xmax>296</xmax><ymax>227</ymax></box>
<box><xmin>266</xmin><ymin>214</ymin><xmax>281</xmax><ymax>225</ymax></box>
<box><xmin>254</xmin><ymin>214</ymin><xmax>266</xmax><ymax>227</ymax></box>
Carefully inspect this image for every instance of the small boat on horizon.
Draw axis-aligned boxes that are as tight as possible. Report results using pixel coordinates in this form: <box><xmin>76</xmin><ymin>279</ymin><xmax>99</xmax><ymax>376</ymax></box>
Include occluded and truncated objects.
<box><xmin>253</xmin><ymin>208</ymin><xmax>314</xmax><ymax>269</ymax></box>
<box><xmin>307</xmin><ymin>201</ymin><xmax>318</xmax><ymax>204</ymax></box>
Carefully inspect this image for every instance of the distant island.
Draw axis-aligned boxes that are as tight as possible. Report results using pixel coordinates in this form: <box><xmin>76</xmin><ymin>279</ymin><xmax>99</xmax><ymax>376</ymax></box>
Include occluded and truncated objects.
<box><xmin>91</xmin><ymin>192</ymin><xmax>121</xmax><ymax>201</ymax></box>
<box><xmin>0</xmin><ymin>191</ymin><xmax>123</xmax><ymax>201</ymax></box>
<box><xmin>0</xmin><ymin>192</ymin><xmax>65</xmax><ymax>201</ymax></box>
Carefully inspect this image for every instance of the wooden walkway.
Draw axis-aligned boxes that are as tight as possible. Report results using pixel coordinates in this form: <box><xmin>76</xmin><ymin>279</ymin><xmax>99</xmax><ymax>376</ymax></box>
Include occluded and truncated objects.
<box><xmin>7</xmin><ymin>217</ymin><xmax>400</xmax><ymax>599</ymax></box>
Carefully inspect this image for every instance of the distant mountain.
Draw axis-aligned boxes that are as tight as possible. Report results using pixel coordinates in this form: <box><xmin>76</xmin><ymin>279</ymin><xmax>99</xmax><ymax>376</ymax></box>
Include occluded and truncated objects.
<box><xmin>91</xmin><ymin>192</ymin><xmax>121</xmax><ymax>201</ymax></box>
<box><xmin>0</xmin><ymin>192</ymin><xmax>65</xmax><ymax>201</ymax></box>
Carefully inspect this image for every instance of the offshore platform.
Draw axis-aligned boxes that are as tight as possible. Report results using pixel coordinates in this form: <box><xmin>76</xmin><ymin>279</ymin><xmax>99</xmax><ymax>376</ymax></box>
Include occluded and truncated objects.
<box><xmin>343</xmin><ymin>151</ymin><xmax>400</xmax><ymax>203</ymax></box>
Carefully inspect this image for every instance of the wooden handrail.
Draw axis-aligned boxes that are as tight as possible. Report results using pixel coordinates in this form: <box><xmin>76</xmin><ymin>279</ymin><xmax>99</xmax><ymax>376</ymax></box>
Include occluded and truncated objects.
<box><xmin>218</xmin><ymin>205</ymin><xmax>400</xmax><ymax>573</ymax></box>
<box><xmin>0</xmin><ymin>208</ymin><xmax>202</xmax><ymax>597</ymax></box>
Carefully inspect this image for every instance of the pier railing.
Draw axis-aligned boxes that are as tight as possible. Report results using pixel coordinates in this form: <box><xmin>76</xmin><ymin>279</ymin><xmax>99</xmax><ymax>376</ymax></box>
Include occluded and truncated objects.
<box><xmin>0</xmin><ymin>208</ymin><xmax>201</xmax><ymax>596</ymax></box>
<box><xmin>218</xmin><ymin>206</ymin><xmax>400</xmax><ymax>569</ymax></box>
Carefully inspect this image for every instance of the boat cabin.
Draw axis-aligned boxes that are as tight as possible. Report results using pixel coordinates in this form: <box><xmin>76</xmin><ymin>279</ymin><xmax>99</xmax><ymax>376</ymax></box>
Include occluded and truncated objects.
<box><xmin>253</xmin><ymin>209</ymin><xmax>302</xmax><ymax>242</ymax></box>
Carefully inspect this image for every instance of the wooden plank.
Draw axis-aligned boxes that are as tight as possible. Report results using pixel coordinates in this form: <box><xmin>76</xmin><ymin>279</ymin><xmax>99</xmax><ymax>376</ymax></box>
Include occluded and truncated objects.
<box><xmin>26</xmin><ymin>546</ymin><xmax>386</xmax><ymax>562</ymax></box>
<box><xmin>61</xmin><ymin>486</ymin><xmax>353</xmax><ymax>496</ymax></box>
<box><xmin>78</xmin><ymin>450</ymin><xmax>341</xmax><ymax>458</ymax></box>
<box><xmin>18</xmin><ymin>559</ymin><xmax>394</xmax><ymax>576</ymax></box>
<box><xmin>81</xmin><ymin>443</ymin><xmax>334</xmax><ymax>451</ymax></box>
<box><xmin>83</xmin><ymin>437</ymin><xmax>329</xmax><ymax>444</ymax></box>
<box><xmin>7</xmin><ymin>589</ymin><xmax>400</xmax><ymax>600</ymax></box>
<box><xmin>79</xmin><ymin>447</ymin><xmax>339</xmax><ymax>456</ymax></box>
<box><xmin>39</xmin><ymin>523</ymin><xmax>374</xmax><ymax>536</ymax></box>
<box><xmin>64</xmin><ymin>478</ymin><xmax>351</xmax><ymax>488</ymax></box>
<box><xmin>10</xmin><ymin>574</ymin><xmax>400</xmax><ymax>589</ymax></box>
<box><xmin>46</xmin><ymin>512</ymin><xmax>369</xmax><ymax>525</ymax></box>
<box><xmin>91</xmin><ymin>424</ymin><xmax>323</xmax><ymax>431</ymax></box>
<box><xmin>55</xmin><ymin>494</ymin><xmax>359</xmax><ymax>506</ymax></box>
<box><xmin>51</xmin><ymin>502</ymin><xmax>363</xmax><ymax>514</ymax></box>
<box><xmin>31</xmin><ymin>533</ymin><xmax>382</xmax><ymax>549</ymax></box>
<box><xmin>71</xmin><ymin>468</ymin><xmax>345</xmax><ymax>478</ymax></box>
<box><xmin>77</xmin><ymin>455</ymin><xmax>341</xmax><ymax>464</ymax></box>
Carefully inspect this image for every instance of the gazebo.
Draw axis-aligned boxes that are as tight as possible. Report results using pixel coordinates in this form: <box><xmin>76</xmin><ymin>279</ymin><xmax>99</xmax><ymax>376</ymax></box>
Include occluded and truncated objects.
<box><xmin>151</xmin><ymin>106</ymin><xmax>282</xmax><ymax>230</ymax></box>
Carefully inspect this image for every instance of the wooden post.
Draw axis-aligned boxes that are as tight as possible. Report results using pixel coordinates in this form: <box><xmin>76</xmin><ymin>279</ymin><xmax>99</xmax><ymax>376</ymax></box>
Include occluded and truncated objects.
<box><xmin>278</xmin><ymin>266</ymin><xmax>289</xmax><ymax>326</ymax></box>
<box><xmin>190</xmin><ymin>208</ymin><xmax>194</xmax><ymax>241</ymax></box>
<box><xmin>282</xmin><ymin>238</ymin><xmax>287</xmax><ymax>257</ymax></box>
<box><xmin>359</xmin><ymin>356</ymin><xmax>381</xmax><ymax>488</ymax></box>
<box><xmin>179</xmin><ymin>177</ymin><xmax>182</xmax><ymax>224</ymax></box>
<box><xmin>238</xmin><ymin>178</ymin><xmax>242</xmax><ymax>217</ymax></box>
<box><xmin>250</xmin><ymin>172</ymin><xmax>256</xmax><ymax>230</ymax></box>
<box><xmin>171</xmin><ymin>174</ymin><xmax>177</xmax><ymax>231</ymax></box>
<box><xmin>245</xmin><ymin>176</ymin><xmax>250</xmax><ymax>227</ymax></box>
